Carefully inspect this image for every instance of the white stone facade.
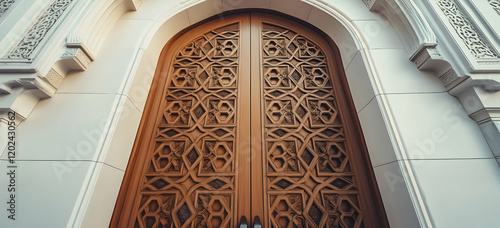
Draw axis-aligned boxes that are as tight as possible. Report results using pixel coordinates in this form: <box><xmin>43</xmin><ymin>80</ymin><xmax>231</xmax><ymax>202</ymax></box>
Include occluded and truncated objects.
<box><xmin>0</xmin><ymin>0</ymin><xmax>500</xmax><ymax>227</ymax></box>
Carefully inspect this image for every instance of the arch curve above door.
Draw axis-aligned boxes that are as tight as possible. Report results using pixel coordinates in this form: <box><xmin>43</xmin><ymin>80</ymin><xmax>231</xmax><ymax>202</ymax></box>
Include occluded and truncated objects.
<box><xmin>111</xmin><ymin>12</ymin><xmax>388</xmax><ymax>228</ymax></box>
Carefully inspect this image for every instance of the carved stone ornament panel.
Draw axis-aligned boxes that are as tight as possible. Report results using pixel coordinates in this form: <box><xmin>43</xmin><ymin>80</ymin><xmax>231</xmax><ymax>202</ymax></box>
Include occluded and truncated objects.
<box><xmin>134</xmin><ymin>23</ymin><xmax>240</xmax><ymax>227</ymax></box>
<box><xmin>437</xmin><ymin>0</ymin><xmax>498</xmax><ymax>59</ymax></box>
<box><xmin>489</xmin><ymin>0</ymin><xmax>500</xmax><ymax>15</ymax></box>
<box><xmin>362</xmin><ymin>0</ymin><xmax>376</xmax><ymax>9</ymax></box>
<box><xmin>0</xmin><ymin>0</ymin><xmax>15</xmax><ymax>17</ymax></box>
<box><xmin>6</xmin><ymin>0</ymin><xmax>75</xmax><ymax>60</ymax></box>
<box><xmin>262</xmin><ymin>23</ymin><xmax>364</xmax><ymax>228</ymax></box>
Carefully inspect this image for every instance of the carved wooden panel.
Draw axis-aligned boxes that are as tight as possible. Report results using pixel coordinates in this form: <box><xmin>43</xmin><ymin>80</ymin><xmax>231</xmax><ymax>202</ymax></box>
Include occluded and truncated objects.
<box><xmin>134</xmin><ymin>23</ymin><xmax>240</xmax><ymax>228</ymax></box>
<box><xmin>261</xmin><ymin>23</ymin><xmax>364</xmax><ymax>228</ymax></box>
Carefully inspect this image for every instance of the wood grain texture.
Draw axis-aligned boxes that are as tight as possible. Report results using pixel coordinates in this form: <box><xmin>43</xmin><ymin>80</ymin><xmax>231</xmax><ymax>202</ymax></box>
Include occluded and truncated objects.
<box><xmin>259</xmin><ymin>19</ymin><xmax>362</xmax><ymax>228</ymax></box>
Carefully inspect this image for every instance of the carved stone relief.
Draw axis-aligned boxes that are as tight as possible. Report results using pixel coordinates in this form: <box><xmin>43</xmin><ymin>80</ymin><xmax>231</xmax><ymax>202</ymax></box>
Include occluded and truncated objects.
<box><xmin>412</xmin><ymin>47</ymin><xmax>442</xmax><ymax>69</ymax></box>
<box><xmin>0</xmin><ymin>0</ymin><xmax>15</xmax><ymax>17</ymax></box>
<box><xmin>6</xmin><ymin>0</ymin><xmax>75</xmax><ymax>59</ymax></box>
<box><xmin>362</xmin><ymin>0</ymin><xmax>376</xmax><ymax>9</ymax></box>
<box><xmin>489</xmin><ymin>0</ymin><xmax>500</xmax><ymax>15</ymax></box>
<box><xmin>437</xmin><ymin>0</ymin><xmax>498</xmax><ymax>58</ymax></box>
<box><xmin>262</xmin><ymin>23</ymin><xmax>364</xmax><ymax>228</ymax></box>
<box><xmin>61</xmin><ymin>47</ymin><xmax>92</xmax><ymax>70</ymax></box>
<box><xmin>41</xmin><ymin>68</ymin><xmax>64</xmax><ymax>88</ymax></box>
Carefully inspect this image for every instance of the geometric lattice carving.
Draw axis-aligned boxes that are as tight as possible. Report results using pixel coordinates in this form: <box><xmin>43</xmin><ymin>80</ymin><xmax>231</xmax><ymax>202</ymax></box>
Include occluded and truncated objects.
<box><xmin>205</xmin><ymin>99</ymin><xmax>236</xmax><ymax>126</ymax></box>
<box><xmin>136</xmin><ymin>193</ymin><xmax>178</xmax><ymax>228</ymax></box>
<box><xmin>315</xmin><ymin>140</ymin><xmax>351</xmax><ymax>175</ymax></box>
<box><xmin>194</xmin><ymin>192</ymin><xmax>233</xmax><ymax>227</ymax></box>
<box><xmin>162</xmin><ymin>100</ymin><xmax>192</xmax><ymax>127</ymax></box>
<box><xmin>263</xmin><ymin>39</ymin><xmax>287</xmax><ymax>58</ymax></box>
<box><xmin>199</xmin><ymin>139</ymin><xmax>234</xmax><ymax>175</ymax></box>
<box><xmin>307</xmin><ymin>98</ymin><xmax>339</xmax><ymax>127</ymax></box>
<box><xmin>262</xmin><ymin>22</ymin><xmax>364</xmax><ymax>227</ymax></box>
<box><xmin>322</xmin><ymin>192</ymin><xmax>363</xmax><ymax>228</ymax></box>
<box><xmin>265</xmin><ymin>99</ymin><xmax>296</xmax><ymax>127</ymax></box>
<box><xmin>269</xmin><ymin>192</ymin><xmax>306</xmax><ymax>227</ymax></box>
<box><xmin>437</xmin><ymin>0</ymin><xmax>498</xmax><ymax>58</ymax></box>
<box><xmin>264</xmin><ymin>66</ymin><xmax>291</xmax><ymax>88</ymax></box>
<box><xmin>7</xmin><ymin>0</ymin><xmax>75</xmax><ymax>59</ymax></box>
<box><xmin>209</xmin><ymin>66</ymin><xmax>238</xmax><ymax>89</ymax></box>
<box><xmin>169</xmin><ymin>67</ymin><xmax>197</xmax><ymax>89</ymax></box>
<box><xmin>150</xmin><ymin>140</ymin><xmax>188</xmax><ymax>175</ymax></box>
<box><xmin>303</xmin><ymin>66</ymin><xmax>331</xmax><ymax>88</ymax></box>
<box><xmin>135</xmin><ymin>23</ymin><xmax>239</xmax><ymax>227</ymax></box>
<box><xmin>267</xmin><ymin>140</ymin><xmax>301</xmax><ymax>175</ymax></box>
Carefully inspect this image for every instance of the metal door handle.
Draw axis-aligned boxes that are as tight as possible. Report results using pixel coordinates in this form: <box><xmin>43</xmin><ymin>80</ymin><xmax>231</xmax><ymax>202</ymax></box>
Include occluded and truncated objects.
<box><xmin>239</xmin><ymin>216</ymin><xmax>262</xmax><ymax>227</ymax></box>
<box><xmin>239</xmin><ymin>216</ymin><xmax>248</xmax><ymax>228</ymax></box>
<box><xmin>253</xmin><ymin>216</ymin><xmax>262</xmax><ymax>228</ymax></box>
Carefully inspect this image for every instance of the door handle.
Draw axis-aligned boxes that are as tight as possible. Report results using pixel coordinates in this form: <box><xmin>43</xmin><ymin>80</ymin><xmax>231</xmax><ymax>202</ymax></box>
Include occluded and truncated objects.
<box><xmin>253</xmin><ymin>216</ymin><xmax>262</xmax><ymax>228</ymax></box>
<box><xmin>239</xmin><ymin>216</ymin><xmax>248</xmax><ymax>228</ymax></box>
<box><xmin>239</xmin><ymin>216</ymin><xmax>262</xmax><ymax>228</ymax></box>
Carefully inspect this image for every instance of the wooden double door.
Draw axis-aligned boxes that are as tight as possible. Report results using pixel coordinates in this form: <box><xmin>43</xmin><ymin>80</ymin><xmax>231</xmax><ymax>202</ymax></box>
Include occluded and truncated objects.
<box><xmin>112</xmin><ymin>12</ymin><xmax>388</xmax><ymax>228</ymax></box>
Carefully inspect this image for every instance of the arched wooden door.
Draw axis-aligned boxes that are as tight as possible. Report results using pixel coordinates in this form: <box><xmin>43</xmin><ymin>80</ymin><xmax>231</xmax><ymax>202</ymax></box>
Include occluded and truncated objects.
<box><xmin>111</xmin><ymin>12</ymin><xmax>388</xmax><ymax>228</ymax></box>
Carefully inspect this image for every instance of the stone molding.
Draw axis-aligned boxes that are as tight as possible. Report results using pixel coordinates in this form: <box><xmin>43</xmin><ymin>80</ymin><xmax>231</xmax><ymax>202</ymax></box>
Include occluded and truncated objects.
<box><xmin>439</xmin><ymin>68</ymin><xmax>459</xmax><ymax>85</ymax></box>
<box><xmin>66</xmin><ymin>0</ymin><xmax>139</xmax><ymax>61</ymax></box>
<box><xmin>368</xmin><ymin>0</ymin><xmax>500</xmax><ymax>162</ymax></box>
<box><xmin>0</xmin><ymin>0</ymin><xmax>136</xmax><ymax>120</ymax></box>
<box><xmin>470</xmin><ymin>108</ymin><xmax>500</xmax><ymax>124</ymax></box>
<box><xmin>127</xmin><ymin>0</ymin><xmax>142</xmax><ymax>11</ymax></box>
<box><xmin>363</xmin><ymin>0</ymin><xmax>376</xmax><ymax>9</ymax></box>
<box><xmin>366</xmin><ymin>1</ymin><xmax>457</xmax><ymax>87</ymax></box>
<box><xmin>411</xmin><ymin>46</ymin><xmax>441</xmax><ymax>69</ymax></box>
<box><xmin>367</xmin><ymin>0</ymin><xmax>438</xmax><ymax>58</ymax></box>
<box><xmin>61</xmin><ymin>46</ymin><xmax>93</xmax><ymax>71</ymax></box>
<box><xmin>16</xmin><ymin>76</ymin><xmax>56</xmax><ymax>98</ymax></box>
<box><xmin>40</xmin><ymin>68</ymin><xmax>64</xmax><ymax>88</ymax></box>
<box><xmin>449</xmin><ymin>79</ymin><xmax>500</xmax><ymax>157</ymax></box>
<box><xmin>409</xmin><ymin>46</ymin><xmax>470</xmax><ymax>89</ymax></box>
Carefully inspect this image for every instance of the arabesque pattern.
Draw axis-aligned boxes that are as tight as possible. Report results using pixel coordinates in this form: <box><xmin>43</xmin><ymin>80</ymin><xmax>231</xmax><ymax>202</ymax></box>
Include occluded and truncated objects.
<box><xmin>262</xmin><ymin>23</ymin><xmax>364</xmax><ymax>228</ymax></box>
<box><xmin>0</xmin><ymin>0</ymin><xmax>15</xmax><ymax>17</ymax></box>
<box><xmin>437</xmin><ymin>0</ymin><xmax>498</xmax><ymax>58</ymax></box>
<box><xmin>489</xmin><ymin>0</ymin><xmax>500</xmax><ymax>16</ymax></box>
<box><xmin>7</xmin><ymin>0</ymin><xmax>75</xmax><ymax>59</ymax></box>
<box><xmin>134</xmin><ymin>23</ymin><xmax>240</xmax><ymax>228</ymax></box>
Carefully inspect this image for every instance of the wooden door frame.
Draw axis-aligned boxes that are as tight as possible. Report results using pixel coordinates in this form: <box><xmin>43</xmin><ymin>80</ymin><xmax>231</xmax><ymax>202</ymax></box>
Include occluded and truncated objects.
<box><xmin>110</xmin><ymin>9</ymin><xmax>389</xmax><ymax>228</ymax></box>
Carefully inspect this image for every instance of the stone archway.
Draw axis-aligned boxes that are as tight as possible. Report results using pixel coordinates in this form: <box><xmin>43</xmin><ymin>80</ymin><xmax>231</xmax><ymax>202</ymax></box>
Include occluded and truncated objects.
<box><xmin>68</xmin><ymin>1</ymin><xmax>430</xmax><ymax>228</ymax></box>
<box><xmin>111</xmin><ymin>11</ymin><xmax>389</xmax><ymax>227</ymax></box>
